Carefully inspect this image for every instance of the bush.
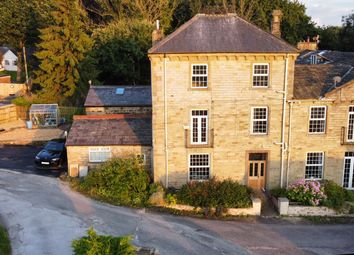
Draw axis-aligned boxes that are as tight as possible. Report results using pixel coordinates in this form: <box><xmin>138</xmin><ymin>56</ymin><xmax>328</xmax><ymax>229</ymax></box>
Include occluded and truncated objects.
<box><xmin>269</xmin><ymin>187</ymin><xmax>288</xmax><ymax>198</ymax></box>
<box><xmin>322</xmin><ymin>180</ymin><xmax>354</xmax><ymax>209</ymax></box>
<box><xmin>177</xmin><ymin>177</ymin><xmax>252</xmax><ymax>211</ymax></box>
<box><xmin>0</xmin><ymin>225</ymin><xmax>11</xmax><ymax>255</ymax></box>
<box><xmin>72</xmin><ymin>227</ymin><xmax>136</xmax><ymax>255</ymax></box>
<box><xmin>77</xmin><ymin>157</ymin><xmax>151</xmax><ymax>207</ymax></box>
<box><xmin>287</xmin><ymin>179</ymin><xmax>326</xmax><ymax>206</ymax></box>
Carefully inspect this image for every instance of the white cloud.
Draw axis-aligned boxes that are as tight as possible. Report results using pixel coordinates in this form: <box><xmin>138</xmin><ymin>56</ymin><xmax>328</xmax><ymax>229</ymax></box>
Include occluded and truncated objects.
<box><xmin>300</xmin><ymin>0</ymin><xmax>353</xmax><ymax>26</ymax></box>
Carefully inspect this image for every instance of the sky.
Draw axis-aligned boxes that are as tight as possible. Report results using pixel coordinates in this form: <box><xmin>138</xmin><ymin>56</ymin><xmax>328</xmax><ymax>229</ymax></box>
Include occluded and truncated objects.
<box><xmin>300</xmin><ymin>0</ymin><xmax>353</xmax><ymax>26</ymax></box>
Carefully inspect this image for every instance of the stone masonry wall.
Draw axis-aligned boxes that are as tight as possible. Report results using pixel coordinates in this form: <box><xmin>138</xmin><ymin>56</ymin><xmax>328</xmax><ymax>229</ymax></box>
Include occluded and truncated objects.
<box><xmin>85</xmin><ymin>106</ymin><xmax>152</xmax><ymax>115</ymax></box>
<box><xmin>287</xmin><ymin>83</ymin><xmax>354</xmax><ymax>186</ymax></box>
<box><xmin>150</xmin><ymin>53</ymin><xmax>298</xmax><ymax>188</ymax></box>
<box><xmin>67</xmin><ymin>145</ymin><xmax>152</xmax><ymax>177</ymax></box>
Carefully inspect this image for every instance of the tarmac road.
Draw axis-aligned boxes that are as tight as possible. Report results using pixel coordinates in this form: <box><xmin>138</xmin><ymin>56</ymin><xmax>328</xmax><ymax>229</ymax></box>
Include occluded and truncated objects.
<box><xmin>0</xmin><ymin>169</ymin><xmax>354</xmax><ymax>255</ymax></box>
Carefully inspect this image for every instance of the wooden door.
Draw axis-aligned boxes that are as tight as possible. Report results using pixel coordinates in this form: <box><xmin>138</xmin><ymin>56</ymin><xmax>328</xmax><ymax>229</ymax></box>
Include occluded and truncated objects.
<box><xmin>248</xmin><ymin>159</ymin><xmax>266</xmax><ymax>190</ymax></box>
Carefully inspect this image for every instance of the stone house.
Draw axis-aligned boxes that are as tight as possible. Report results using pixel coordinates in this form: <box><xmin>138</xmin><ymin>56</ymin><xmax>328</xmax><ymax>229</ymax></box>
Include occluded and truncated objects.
<box><xmin>148</xmin><ymin>12</ymin><xmax>354</xmax><ymax>190</ymax></box>
<box><xmin>66</xmin><ymin>114</ymin><xmax>152</xmax><ymax>177</ymax></box>
<box><xmin>148</xmin><ymin>13</ymin><xmax>299</xmax><ymax>189</ymax></box>
<box><xmin>85</xmin><ymin>85</ymin><xmax>151</xmax><ymax>115</ymax></box>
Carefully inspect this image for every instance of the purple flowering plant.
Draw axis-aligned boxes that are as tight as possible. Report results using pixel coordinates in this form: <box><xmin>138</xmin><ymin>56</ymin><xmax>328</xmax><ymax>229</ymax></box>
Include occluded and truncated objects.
<box><xmin>287</xmin><ymin>179</ymin><xmax>327</xmax><ymax>206</ymax></box>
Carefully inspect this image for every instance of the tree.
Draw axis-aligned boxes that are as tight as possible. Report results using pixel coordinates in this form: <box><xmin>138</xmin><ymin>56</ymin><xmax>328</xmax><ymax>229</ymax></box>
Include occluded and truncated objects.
<box><xmin>34</xmin><ymin>0</ymin><xmax>93</xmax><ymax>104</ymax></box>
<box><xmin>92</xmin><ymin>19</ymin><xmax>153</xmax><ymax>85</ymax></box>
<box><xmin>340</xmin><ymin>11</ymin><xmax>354</xmax><ymax>51</ymax></box>
<box><xmin>0</xmin><ymin>0</ymin><xmax>50</xmax><ymax>82</ymax></box>
<box><xmin>170</xmin><ymin>0</ymin><xmax>317</xmax><ymax>45</ymax></box>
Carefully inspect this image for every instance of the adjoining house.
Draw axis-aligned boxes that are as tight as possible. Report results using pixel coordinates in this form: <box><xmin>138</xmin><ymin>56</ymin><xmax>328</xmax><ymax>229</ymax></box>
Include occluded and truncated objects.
<box><xmin>66</xmin><ymin>114</ymin><xmax>152</xmax><ymax>177</ymax></box>
<box><xmin>0</xmin><ymin>47</ymin><xmax>18</xmax><ymax>72</ymax></box>
<box><xmin>84</xmin><ymin>85</ymin><xmax>151</xmax><ymax>115</ymax></box>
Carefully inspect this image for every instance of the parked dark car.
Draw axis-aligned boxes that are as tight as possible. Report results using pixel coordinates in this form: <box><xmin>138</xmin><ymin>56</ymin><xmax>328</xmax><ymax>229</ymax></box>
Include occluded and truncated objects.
<box><xmin>35</xmin><ymin>139</ymin><xmax>67</xmax><ymax>169</ymax></box>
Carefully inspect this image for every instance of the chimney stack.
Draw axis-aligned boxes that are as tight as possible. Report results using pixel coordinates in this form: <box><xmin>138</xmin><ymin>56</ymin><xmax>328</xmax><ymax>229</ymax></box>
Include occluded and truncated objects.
<box><xmin>152</xmin><ymin>20</ymin><xmax>164</xmax><ymax>45</ymax></box>
<box><xmin>271</xmin><ymin>10</ymin><xmax>283</xmax><ymax>38</ymax></box>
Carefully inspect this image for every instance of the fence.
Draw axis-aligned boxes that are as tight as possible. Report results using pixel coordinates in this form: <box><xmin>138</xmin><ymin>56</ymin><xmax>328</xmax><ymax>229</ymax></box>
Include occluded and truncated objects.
<box><xmin>0</xmin><ymin>104</ymin><xmax>84</xmax><ymax>125</ymax></box>
<box><xmin>0</xmin><ymin>104</ymin><xmax>17</xmax><ymax>124</ymax></box>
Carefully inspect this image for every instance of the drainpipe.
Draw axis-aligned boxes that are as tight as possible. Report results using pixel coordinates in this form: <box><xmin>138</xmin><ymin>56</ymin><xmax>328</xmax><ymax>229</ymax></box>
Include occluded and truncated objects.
<box><xmin>280</xmin><ymin>54</ymin><xmax>289</xmax><ymax>188</ymax></box>
<box><xmin>286</xmin><ymin>101</ymin><xmax>294</xmax><ymax>187</ymax></box>
<box><xmin>163</xmin><ymin>54</ymin><xmax>169</xmax><ymax>188</ymax></box>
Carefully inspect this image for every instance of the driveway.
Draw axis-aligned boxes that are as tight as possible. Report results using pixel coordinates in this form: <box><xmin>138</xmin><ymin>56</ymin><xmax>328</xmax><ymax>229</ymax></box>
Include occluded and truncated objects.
<box><xmin>0</xmin><ymin>145</ymin><xmax>65</xmax><ymax>177</ymax></box>
<box><xmin>0</xmin><ymin>169</ymin><xmax>354</xmax><ymax>255</ymax></box>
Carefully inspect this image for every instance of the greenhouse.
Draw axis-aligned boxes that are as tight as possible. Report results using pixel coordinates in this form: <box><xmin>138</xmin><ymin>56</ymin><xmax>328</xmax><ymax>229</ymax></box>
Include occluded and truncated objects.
<box><xmin>29</xmin><ymin>104</ymin><xmax>59</xmax><ymax>128</ymax></box>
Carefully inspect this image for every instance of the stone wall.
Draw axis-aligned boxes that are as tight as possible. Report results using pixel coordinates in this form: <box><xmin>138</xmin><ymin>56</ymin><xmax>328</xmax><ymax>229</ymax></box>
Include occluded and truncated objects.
<box><xmin>167</xmin><ymin>197</ymin><xmax>261</xmax><ymax>216</ymax></box>
<box><xmin>0</xmin><ymin>104</ymin><xmax>17</xmax><ymax>124</ymax></box>
<box><xmin>86</xmin><ymin>106</ymin><xmax>152</xmax><ymax>115</ymax></box>
<box><xmin>150</xmin><ymin>53</ymin><xmax>298</xmax><ymax>188</ymax></box>
<box><xmin>0</xmin><ymin>83</ymin><xmax>26</xmax><ymax>98</ymax></box>
<box><xmin>67</xmin><ymin>145</ymin><xmax>152</xmax><ymax>177</ymax></box>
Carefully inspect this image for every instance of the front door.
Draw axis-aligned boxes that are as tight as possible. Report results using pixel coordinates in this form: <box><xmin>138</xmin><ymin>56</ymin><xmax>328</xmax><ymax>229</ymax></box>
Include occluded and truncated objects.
<box><xmin>343</xmin><ymin>152</ymin><xmax>354</xmax><ymax>190</ymax></box>
<box><xmin>248</xmin><ymin>153</ymin><xmax>267</xmax><ymax>190</ymax></box>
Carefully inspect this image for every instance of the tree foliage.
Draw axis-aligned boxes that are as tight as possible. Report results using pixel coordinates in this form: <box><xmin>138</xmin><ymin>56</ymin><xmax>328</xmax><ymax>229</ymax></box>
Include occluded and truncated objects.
<box><xmin>318</xmin><ymin>11</ymin><xmax>354</xmax><ymax>51</ymax></box>
<box><xmin>34</xmin><ymin>0</ymin><xmax>92</xmax><ymax>104</ymax></box>
<box><xmin>0</xmin><ymin>0</ymin><xmax>50</xmax><ymax>82</ymax></box>
<box><xmin>92</xmin><ymin>19</ymin><xmax>153</xmax><ymax>85</ymax></box>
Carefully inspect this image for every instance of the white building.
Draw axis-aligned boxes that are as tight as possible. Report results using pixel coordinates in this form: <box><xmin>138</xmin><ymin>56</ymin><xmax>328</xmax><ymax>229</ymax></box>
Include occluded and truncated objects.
<box><xmin>0</xmin><ymin>47</ymin><xmax>18</xmax><ymax>72</ymax></box>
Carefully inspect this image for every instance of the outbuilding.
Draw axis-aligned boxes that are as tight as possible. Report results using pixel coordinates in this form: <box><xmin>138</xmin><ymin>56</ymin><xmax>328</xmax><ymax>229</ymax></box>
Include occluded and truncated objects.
<box><xmin>65</xmin><ymin>114</ymin><xmax>152</xmax><ymax>177</ymax></box>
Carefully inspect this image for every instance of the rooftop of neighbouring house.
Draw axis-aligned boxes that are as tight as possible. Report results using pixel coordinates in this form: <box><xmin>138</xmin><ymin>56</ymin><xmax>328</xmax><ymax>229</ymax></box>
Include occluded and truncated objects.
<box><xmin>148</xmin><ymin>13</ymin><xmax>298</xmax><ymax>54</ymax></box>
<box><xmin>293</xmin><ymin>64</ymin><xmax>354</xmax><ymax>99</ymax></box>
<box><xmin>0</xmin><ymin>47</ymin><xmax>10</xmax><ymax>55</ymax></box>
<box><xmin>296</xmin><ymin>50</ymin><xmax>354</xmax><ymax>66</ymax></box>
<box><xmin>65</xmin><ymin>114</ymin><xmax>152</xmax><ymax>147</ymax></box>
<box><xmin>84</xmin><ymin>85</ymin><xmax>151</xmax><ymax>107</ymax></box>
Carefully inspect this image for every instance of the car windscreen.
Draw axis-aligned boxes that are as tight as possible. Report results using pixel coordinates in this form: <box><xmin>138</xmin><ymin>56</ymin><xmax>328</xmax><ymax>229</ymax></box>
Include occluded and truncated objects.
<box><xmin>45</xmin><ymin>142</ymin><xmax>64</xmax><ymax>152</ymax></box>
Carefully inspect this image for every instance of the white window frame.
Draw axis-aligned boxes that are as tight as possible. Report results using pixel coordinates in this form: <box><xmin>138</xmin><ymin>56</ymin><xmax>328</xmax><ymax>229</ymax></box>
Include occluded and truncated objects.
<box><xmin>191</xmin><ymin>64</ymin><xmax>208</xmax><ymax>88</ymax></box>
<box><xmin>342</xmin><ymin>152</ymin><xmax>354</xmax><ymax>190</ymax></box>
<box><xmin>347</xmin><ymin>106</ymin><xmax>354</xmax><ymax>142</ymax></box>
<box><xmin>4</xmin><ymin>60</ymin><xmax>10</xmax><ymax>66</ymax></box>
<box><xmin>252</xmin><ymin>63</ymin><xmax>269</xmax><ymax>88</ymax></box>
<box><xmin>88</xmin><ymin>147</ymin><xmax>111</xmax><ymax>163</ymax></box>
<box><xmin>13</xmin><ymin>60</ymin><xmax>17</xmax><ymax>66</ymax></box>
<box><xmin>190</xmin><ymin>110</ymin><xmax>208</xmax><ymax>145</ymax></box>
<box><xmin>251</xmin><ymin>107</ymin><xmax>268</xmax><ymax>135</ymax></box>
<box><xmin>305</xmin><ymin>152</ymin><xmax>324</xmax><ymax>180</ymax></box>
<box><xmin>188</xmin><ymin>153</ymin><xmax>210</xmax><ymax>181</ymax></box>
<box><xmin>308</xmin><ymin>106</ymin><xmax>327</xmax><ymax>134</ymax></box>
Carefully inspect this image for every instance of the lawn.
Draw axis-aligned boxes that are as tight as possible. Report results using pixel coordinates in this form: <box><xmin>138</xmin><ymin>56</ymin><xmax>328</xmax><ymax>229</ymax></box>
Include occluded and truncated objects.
<box><xmin>0</xmin><ymin>70</ymin><xmax>17</xmax><ymax>82</ymax></box>
<box><xmin>0</xmin><ymin>224</ymin><xmax>11</xmax><ymax>255</ymax></box>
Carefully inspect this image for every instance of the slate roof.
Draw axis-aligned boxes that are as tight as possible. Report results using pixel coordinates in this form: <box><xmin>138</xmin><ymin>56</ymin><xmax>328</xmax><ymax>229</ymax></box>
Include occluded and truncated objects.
<box><xmin>0</xmin><ymin>47</ymin><xmax>9</xmax><ymax>55</ymax></box>
<box><xmin>297</xmin><ymin>50</ymin><xmax>354</xmax><ymax>65</ymax></box>
<box><xmin>293</xmin><ymin>64</ymin><xmax>354</xmax><ymax>99</ymax></box>
<box><xmin>66</xmin><ymin>115</ymin><xmax>152</xmax><ymax>146</ymax></box>
<box><xmin>84</xmin><ymin>85</ymin><xmax>151</xmax><ymax>107</ymax></box>
<box><xmin>149</xmin><ymin>14</ymin><xmax>298</xmax><ymax>54</ymax></box>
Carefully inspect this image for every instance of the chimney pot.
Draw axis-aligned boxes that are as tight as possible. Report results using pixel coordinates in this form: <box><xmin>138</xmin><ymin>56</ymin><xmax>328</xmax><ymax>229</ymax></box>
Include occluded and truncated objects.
<box><xmin>271</xmin><ymin>10</ymin><xmax>283</xmax><ymax>38</ymax></box>
<box><xmin>152</xmin><ymin>20</ymin><xmax>164</xmax><ymax>46</ymax></box>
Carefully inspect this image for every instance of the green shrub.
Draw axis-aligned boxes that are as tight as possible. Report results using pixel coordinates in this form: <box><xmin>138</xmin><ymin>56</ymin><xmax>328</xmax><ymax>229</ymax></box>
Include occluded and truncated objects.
<box><xmin>269</xmin><ymin>187</ymin><xmax>288</xmax><ymax>198</ymax></box>
<box><xmin>322</xmin><ymin>180</ymin><xmax>354</xmax><ymax>209</ymax></box>
<box><xmin>177</xmin><ymin>177</ymin><xmax>252</xmax><ymax>211</ymax></box>
<box><xmin>72</xmin><ymin>227</ymin><xmax>136</xmax><ymax>255</ymax></box>
<box><xmin>77</xmin><ymin>157</ymin><xmax>150</xmax><ymax>207</ymax></box>
<box><xmin>0</xmin><ymin>225</ymin><xmax>11</xmax><ymax>255</ymax></box>
<box><xmin>166</xmin><ymin>193</ymin><xmax>177</xmax><ymax>205</ymax></box>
